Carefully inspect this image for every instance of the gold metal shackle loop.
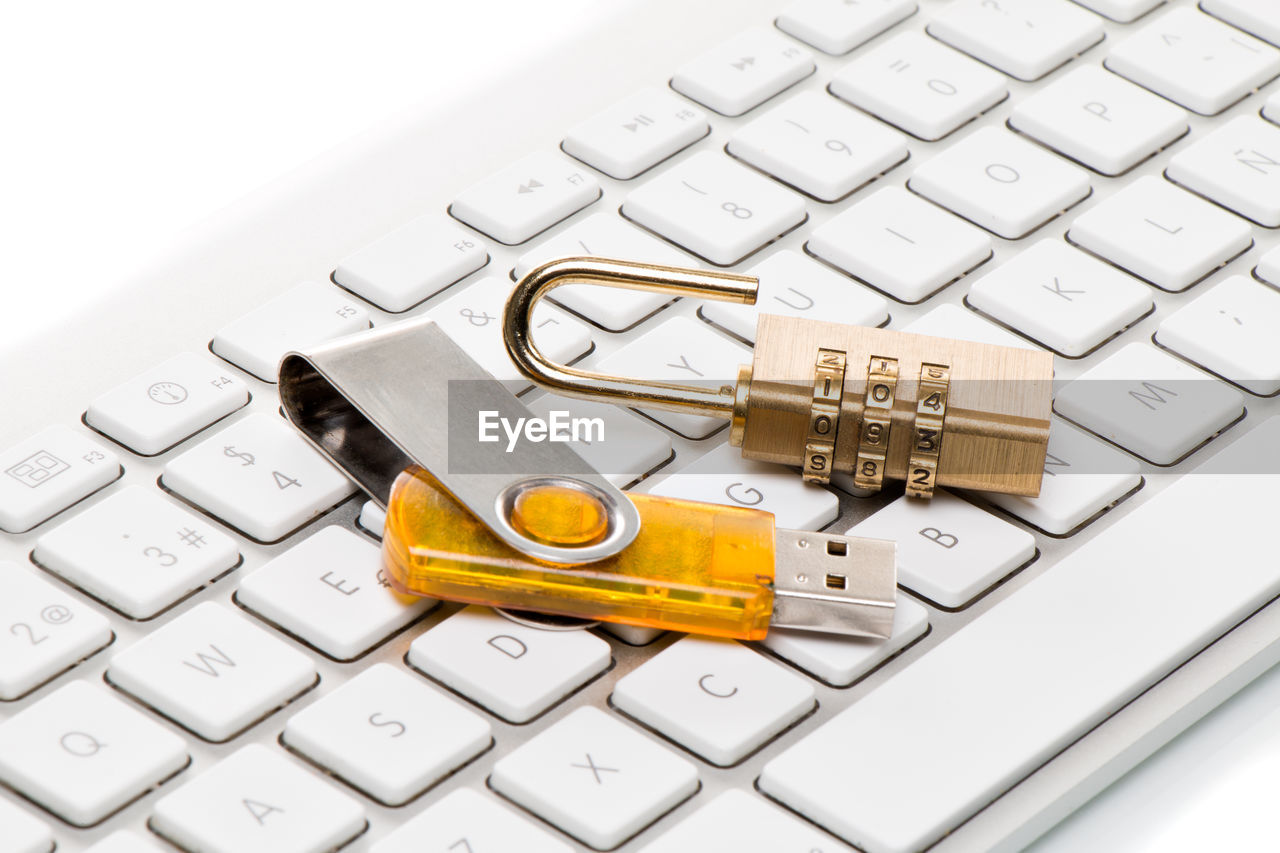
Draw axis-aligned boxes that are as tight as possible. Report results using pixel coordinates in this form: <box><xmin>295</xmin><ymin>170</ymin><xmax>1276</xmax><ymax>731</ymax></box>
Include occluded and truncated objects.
<box><xmin>503</xmin><ymin>257</ymin><xmax>758</xmax><ymax>417</ymax></box>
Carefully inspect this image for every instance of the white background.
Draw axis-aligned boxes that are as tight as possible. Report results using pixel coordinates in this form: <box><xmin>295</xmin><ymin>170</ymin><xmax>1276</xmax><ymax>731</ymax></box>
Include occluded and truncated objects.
<box><xmin>1</xmin><ymin>0</ymin><xmax>602</xmax><ymax>352</ymax></box>
<box><xmin>6</xmin><ymin>2</ymin><xmax>1280</xmax><ymax>850</ymax></box>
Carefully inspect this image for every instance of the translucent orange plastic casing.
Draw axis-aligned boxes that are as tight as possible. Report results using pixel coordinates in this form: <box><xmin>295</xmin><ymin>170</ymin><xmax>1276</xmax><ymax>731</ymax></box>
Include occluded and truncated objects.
<box><xmin>382</xmin><ymin>466</ymin><xmax>777</xmax><ymax>640</ymax></box>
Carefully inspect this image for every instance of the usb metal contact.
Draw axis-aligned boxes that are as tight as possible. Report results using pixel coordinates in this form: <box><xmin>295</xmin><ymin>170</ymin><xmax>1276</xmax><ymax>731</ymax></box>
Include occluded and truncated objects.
<box><xmin>770</xmin><ymin>529</ymin><xmax>897</xmax><ymax>639</ymax></box>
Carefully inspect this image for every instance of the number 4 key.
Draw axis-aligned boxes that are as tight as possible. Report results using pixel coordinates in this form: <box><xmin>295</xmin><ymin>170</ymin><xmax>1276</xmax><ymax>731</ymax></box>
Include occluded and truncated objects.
<box><xmin>272</xmin><ymin>471</ymin><xmax>301</xmax><ymax>490</ymax></box>
<box><xmin>162</xmin><ymin>414</ymin><xmax>355</xmax><ymax>543</ymax></box>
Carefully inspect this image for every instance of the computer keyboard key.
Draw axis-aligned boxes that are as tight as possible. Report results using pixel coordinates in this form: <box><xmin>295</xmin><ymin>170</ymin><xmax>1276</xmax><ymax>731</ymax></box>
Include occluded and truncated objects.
<box><xmin>514</xmin><ymin>213</ymin><xmax>693</xmax><ymax>331</ymax></box>
<box><xmin>1106</xmin><ymin>7</ymin><xmax>1280</xmax><ymax>115</ymax></box>
<box><xmin>641</xmin><ymin>788</ymin><xmax>855</xmax><ymax>853</ymax></box>
<box><xmin>85</xmin><ymin>352</ymin><xmax>250</xmax><ymax>455</ymax></box>
<box><xmin>1068</xmin><ymin>0</ymin><xmax>1162</xmax><ymax>24</ymax></box>
<box><xmin>966</xmin><ymin>239</ymin><xmax>1152</xmax><ymax>357</ymax></box>
<box><xmin>1054</xmin><ymin>342</ymin><xmax>1245</xmax><ymax>464</ymax></box>
<box><xmin>107</xmin><ymin>601</ymin><xmax>316</xmax><ymax>742</ymax></box>
<box><xmin>596</xmin><ymin>315</ymin><xmax>752</xmax><ymax>439</ymax></box>
<box><xmin>561</xmin><ymin>88</ymin><xmax>709</xmax><ymax>180</ymax></box>
<box><xmin>1200</xmin><ymin>0</ymin><xmax>1280</xmax><ymax>47</ymax></box>
<box><xmin>983</xmin><ymin>420</ymin><xmax>1142</xmax><ymax>536</ymax></box>
<box><xmin>612</xmin><ymin>636</ymin><xmax>814</xmax><ymax>765</ymax></box>
<box><xmin>909</xmin><ymin>127</ymin><xmax>1091</xmax><ymax>239</ymax></box>
<box><xmin>0</xmin><ymin>426</ymin><xmax>121</xmax><ymax>534</ymax></box>
<box><xmin>1067</xmin><ymin>175</ymin><xmax>1253</xmax><ymax>291</ymax></box>
<box><xmin>332</xmin><ymin>217</ymin><xmax>488</xmax><ymax>313</ymax></box>
<box><xmin>807</xmin><ymin>186</ymin><xmax>991</xmax><ymax>303</ymax></box>
<box><xmin>0</xmin><ymin>797</ymin><xmax>52</xmax><ymax>853</ymax></box>
<box><xmin>0</xmin><ymin>562</ymin><xmax>113</xmax><ymax>700</ymax></box>
<box><xmin>490</xmin><ymin>706</ymin><xmax>699</xmax><ymax>850</ymax></box>
<box><xmin>371</xmin><ymin>787</ymin><xmax>573</xmax><ymax>853</ymax></box>
<box><xmin>763</xmin><ymin>592</ymin><xmax>928</xmax><ymax>686</ymax></box>
<box><xmin>84</xmin><ymin>830</ymin><xmax>168</xmax><ymax>853</ymax></box>
<box><xmin>758</xmin><ymin>415</ymin><xmax>1280</xmax><ymax>853</ymax></box>
<box><xmin>525</xmin><ymin>394</ymin><xmax>673</xmax><ymax>488</ymax></box>
<box><xmin>828</xmin><ymin>32</ymin><xmax>1008</xmax><ymax>141</ymax></box>
<box><xmin>407</xmin><ymin>605</ymin><xmax>611</xmax><ymax>724</ymax></box>
<box><xmin>602</xmin><ymin>623</ymin><xmax>667</xmax><ymax>647</ymax></box>
<box><xmin>776</xmin><ymin>0</ymin><xmax>917</xmax><ymax>55</ymax></box>
<box><xmin>848</xmin><ymin>490</ymin><xmax>1036</xmax><ymax>609</ymax></box>
<box><xmin>450</xmin><ymin>152</ymin><xmax>600</xmax><ymax>245</ymax></box>
<box><xmin>429</xmin><ymin>275</ymin><xmax>592</xmax><ymax>393</ymax></box>
<box><xmin>1008</xmin><ymin>65</ymin><xmax>1188</xmax><ymax>176</ymax></box>
<box><xmin>0</xmin><ymin>681</ymin><xmax>188</xmax><ymax>826</ymax></box>
<box><xmin>1259</xmin><ymin>244</ymin><xmax>1280</xmax><ymax>285</ymax></box>
<box><xmin>1155</xmin><ymin>275</ymin><xmax>1280</xmax><ymax>396</ymax></box>
<box><xmin>281</xmin><ymin>663</ymin><xmax>491</xmax><ymax>806</ymax></box>
<box><xmin>902</xmin><ymin>303</ymin><xmax>1035</xmax><ymax>350</ymax></box>
<box><xmin>161</xmin><ymin>413</ymin><xmax>355</xmax><ymax>543</ymax></box>
<box><xmin>622</xmin><ymin>151</ymin><xmax>807</xmax><ymax>265</ymax></box>
<box><xmin>726</xmin><ymin>91</ymin><xmax>908</xmax><ymax>201</ymax></box>
<box><xmin>210</xmin><ymin>281</ymin><xmax>370</xmax><ymax>383</ymax></box>
<box><xmin>929</xmin><ymin>0</ymin><xmax>1104</xmax><ymax>81</ymax></box>
<box><xmin>1266</xmin><ymin>90</ymin><xmax>1280</xmax><ymax>124</ymax></box>
<box><xmin>642</xmin><ymin>443</ymin><xmax>838</xmax><ymax>530</ymax></box>
<box><xmin>33</xmin><ymin>485</ymin><xmax>240</xmax><ymax>620</ymax></box>
<box><xmin>1166</xmin><ymin>115</ymin><xmax>1280</xmax><ymax>226</ymax></box>
<box><xmin>670</xmin><ymin>27</ymin><xmax>815</xmax><ymax>117</ymax></box>
<box><xmin>356</xmin><ymin>499</ymin><xmax>386</xmax><ymax>538</ymax></box>
<box><xmin>151</xmin><ymin>743</ymin><xmax>366</xmax><ymax>853</ymax></box>
<box><xmin>701</xmin><ymin>249</ymin><xmax>887</xmax><ymax>343</ymax></box>
<box><xmin>236</xmin><ymin>526</ymin><xmax>435</xmax><ymax>661</ymax></box>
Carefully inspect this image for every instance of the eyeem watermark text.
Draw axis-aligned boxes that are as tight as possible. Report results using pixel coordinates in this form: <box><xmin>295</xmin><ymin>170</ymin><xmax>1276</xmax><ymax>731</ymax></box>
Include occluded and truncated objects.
<box><xmin>478</xmin><ymin>410</ymin><xmax>604</xmax><ymax>452</ymax></box>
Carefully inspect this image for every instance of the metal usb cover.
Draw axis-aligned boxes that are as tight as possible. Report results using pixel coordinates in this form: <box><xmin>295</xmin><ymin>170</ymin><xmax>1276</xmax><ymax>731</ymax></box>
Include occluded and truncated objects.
<box><xmin>277</xmin><ymin>314</ymin><xmax>640</xmax><ymax>570</ymax></box>
<box><xmin>278</xmin><ymin>301</ymin><xmax>896</xmax><ymax>640</ymax></box>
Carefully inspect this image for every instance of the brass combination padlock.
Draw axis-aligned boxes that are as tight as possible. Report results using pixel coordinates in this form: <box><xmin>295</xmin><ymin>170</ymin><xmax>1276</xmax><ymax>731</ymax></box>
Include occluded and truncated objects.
<box><xmin>503</xmin><ymin>258</ymin><xmax>1053</xmax><ymax>499</ymax></box>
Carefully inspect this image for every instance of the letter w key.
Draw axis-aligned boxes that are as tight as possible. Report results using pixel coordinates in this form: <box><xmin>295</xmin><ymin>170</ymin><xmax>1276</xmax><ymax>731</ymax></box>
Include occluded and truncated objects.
<box><xmin>183</xmin><ymin>644</ymin><xmax>235</xmax><ymax>676</ymax></box>
<box><xmin>106</xmin><ymin>601</ymin><xmax>318</xmax><ymax>741</ymax></box>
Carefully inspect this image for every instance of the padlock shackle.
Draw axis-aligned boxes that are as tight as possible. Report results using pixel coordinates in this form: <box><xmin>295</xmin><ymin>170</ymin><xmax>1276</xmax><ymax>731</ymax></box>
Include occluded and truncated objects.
<box><xmin>504</xmin><ymin>257</ymin><xmax>757</xmax><ymax>417</ymax></box>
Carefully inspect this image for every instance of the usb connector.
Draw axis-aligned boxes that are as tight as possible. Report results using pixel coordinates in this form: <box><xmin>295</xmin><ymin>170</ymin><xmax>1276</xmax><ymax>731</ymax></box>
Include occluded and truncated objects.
<box><xmin>770</xmin><ymin>528</ymin><xmax>897</xmax><ymax>639</ymax></box>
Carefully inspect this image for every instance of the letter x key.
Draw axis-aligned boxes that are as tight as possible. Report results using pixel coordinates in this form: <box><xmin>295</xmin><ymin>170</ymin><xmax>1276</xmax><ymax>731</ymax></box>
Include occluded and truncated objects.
<box><xmin>571</xmin><ymin>753</ymin><xmax>620</xmax><ymax>784</ymax></box>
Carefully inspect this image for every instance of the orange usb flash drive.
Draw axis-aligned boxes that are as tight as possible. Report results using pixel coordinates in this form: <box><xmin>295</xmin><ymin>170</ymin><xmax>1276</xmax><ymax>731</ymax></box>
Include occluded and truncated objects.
<box><xmin>278</xmin><ymin>306</ymin><xmax>897</xmax><ymax>642</ymax></box>
<box><xmin>381</xmin><ymin>466</ymin><xmax>895</xmax><ymax>641</ymax></box>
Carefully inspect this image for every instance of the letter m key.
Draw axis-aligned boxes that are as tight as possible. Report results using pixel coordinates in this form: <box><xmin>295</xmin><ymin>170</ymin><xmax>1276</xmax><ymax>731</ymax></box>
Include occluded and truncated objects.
<box><xmin>1129</xmin><ymin>381</ymin><xmax>1177</xmax><ymax>411</ymax></box>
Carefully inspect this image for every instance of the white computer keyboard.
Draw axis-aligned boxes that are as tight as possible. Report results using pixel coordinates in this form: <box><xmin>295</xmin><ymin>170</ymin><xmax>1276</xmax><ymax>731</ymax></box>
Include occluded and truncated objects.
<box><xmin>2</xmin><ymin>0</ymin><xmax>1280</xmax><ymax>851</ymax></box>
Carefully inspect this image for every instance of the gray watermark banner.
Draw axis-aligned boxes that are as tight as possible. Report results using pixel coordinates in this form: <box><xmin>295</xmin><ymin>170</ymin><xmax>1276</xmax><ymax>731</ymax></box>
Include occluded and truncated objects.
<box><xmin>442</xmin><ymin>378</ymin><xmax>1279</xmax><ymax>478</ymax></box>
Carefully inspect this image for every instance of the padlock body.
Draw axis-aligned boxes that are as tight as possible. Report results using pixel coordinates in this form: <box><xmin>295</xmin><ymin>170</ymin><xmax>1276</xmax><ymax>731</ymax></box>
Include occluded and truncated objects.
<box><xmin>737</xmin><ymin>315</ymin><xmax>1053</xmax><ymax>496</ymax></box>
<box><xmin>383</xmin><ymin>466</ymin><xmax>777</xmax><ymax>640</ymax></box>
